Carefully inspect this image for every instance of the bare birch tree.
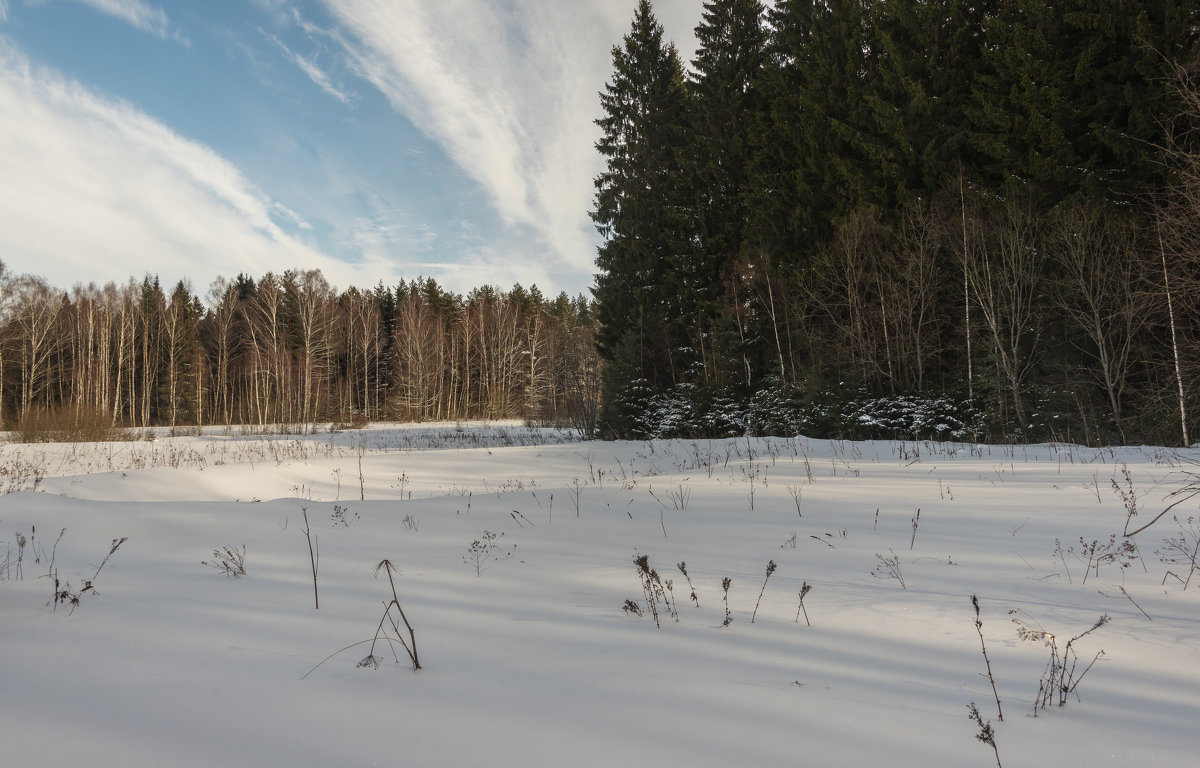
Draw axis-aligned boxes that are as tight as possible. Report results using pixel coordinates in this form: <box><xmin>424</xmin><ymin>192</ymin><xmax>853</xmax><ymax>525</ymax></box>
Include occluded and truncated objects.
<box><xmin>963</xmin><ymin>202</ymin><xmax>1044</xmax><ymax>433</ymax></box>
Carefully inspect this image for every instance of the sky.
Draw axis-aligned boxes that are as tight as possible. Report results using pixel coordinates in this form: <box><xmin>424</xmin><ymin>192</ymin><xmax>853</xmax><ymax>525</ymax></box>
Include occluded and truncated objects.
<box><xmin>0</xmin><ymin>0</ymin><xmax>705</xmax><ymax>302</ymax></box>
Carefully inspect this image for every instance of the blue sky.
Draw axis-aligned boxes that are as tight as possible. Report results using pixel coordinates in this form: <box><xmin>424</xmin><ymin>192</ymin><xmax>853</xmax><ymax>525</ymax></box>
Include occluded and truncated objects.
<box><xmin>0</xmin><ymin>0</ymin><xmax>703</xmax><ymax>301</ymax></box>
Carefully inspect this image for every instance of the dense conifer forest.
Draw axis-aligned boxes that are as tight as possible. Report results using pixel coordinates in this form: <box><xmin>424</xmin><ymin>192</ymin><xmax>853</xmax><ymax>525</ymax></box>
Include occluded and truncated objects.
<box><xmin>592</xmin><ymin>0</ymin><xmax>1200</xmax><ymax>445</ymax></box>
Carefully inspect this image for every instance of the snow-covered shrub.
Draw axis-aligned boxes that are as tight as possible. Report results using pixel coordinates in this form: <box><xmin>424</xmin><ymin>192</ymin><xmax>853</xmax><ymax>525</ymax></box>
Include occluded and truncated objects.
<box><xmin>636</xmin><ymin>383</ymin><xmax>746</xmax><ymax>439</ymax></box>
<box><xmin>843</xmin><ymin>393</ymin><xmax>984</xmax><ymax>441</ymax></box>
<box><xmin>749</xmin><ymin>381</ymin><xmax>983</xmax><ymax>441</ymax></box>
<box><xmin>602</xmin><ymin>377</ymin><xmax>656</xmax><ymax>438</ymax></box>
<box><xmin>619</xmin><ymin>377</ymin><xmax>983</xmax><ymax>441</ymax></box>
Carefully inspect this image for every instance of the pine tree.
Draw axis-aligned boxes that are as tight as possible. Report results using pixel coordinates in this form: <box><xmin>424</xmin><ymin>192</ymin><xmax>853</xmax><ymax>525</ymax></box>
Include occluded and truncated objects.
<box><xmin>592</xmin><ymin>0</ymin><xmax>691</xmax><ymax>435</ymax></box>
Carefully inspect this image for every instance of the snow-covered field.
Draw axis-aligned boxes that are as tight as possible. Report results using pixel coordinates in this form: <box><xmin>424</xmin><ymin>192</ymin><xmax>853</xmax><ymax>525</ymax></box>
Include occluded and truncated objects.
<box><xmin>2</xmin><ymin>423</ymin><xmax>1198</xmax><ymax>767</ymax></box>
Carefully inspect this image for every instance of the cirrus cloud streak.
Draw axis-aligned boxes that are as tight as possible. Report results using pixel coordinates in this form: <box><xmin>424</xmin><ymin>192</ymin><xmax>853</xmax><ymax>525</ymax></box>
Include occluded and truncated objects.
<box><xmin>317</xmin><ymin>0</ymin><xmax>704</xmax><ymax>289</ymax></box>
<box><xmin>0</xmin><ymin>38</ymin><xmax>381</xmax><ymax>292</ymax></box>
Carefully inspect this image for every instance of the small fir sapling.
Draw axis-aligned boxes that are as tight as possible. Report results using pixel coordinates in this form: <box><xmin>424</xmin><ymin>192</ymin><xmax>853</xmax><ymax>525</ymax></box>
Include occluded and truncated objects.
<box><xmin>750</xmin><ymin>560</ymin><xmax>776</xmax><ymax>623</ymax></box>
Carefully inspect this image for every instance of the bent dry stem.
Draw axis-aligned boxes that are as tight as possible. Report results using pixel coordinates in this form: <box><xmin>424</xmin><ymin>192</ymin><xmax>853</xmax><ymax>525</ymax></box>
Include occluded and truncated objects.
<box><xmin>369</xmin><ymin>559</ymin><xmax>420</xmax><ymax>670</ymax></box>
<box><xmin>301</xmin><ymin>508</ymin><xmax>319</xmax><ymax>609</ymax></box>
<box><xmin>971</xmin><ymin>594</ymin><xmax>1003</xmax><ymax>721</ymax></box>
<box><xmin>795</xmin><ymin>581</ymin><xmax>812</xmax><ymax>626</ymax></box>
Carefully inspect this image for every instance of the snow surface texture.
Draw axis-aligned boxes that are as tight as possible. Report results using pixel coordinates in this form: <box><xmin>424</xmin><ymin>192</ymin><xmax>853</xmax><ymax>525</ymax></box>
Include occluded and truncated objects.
<box><xmin>2</xmin><ymin>424</ymin><xmax>1198</xmax><ymax>767</ymax></box>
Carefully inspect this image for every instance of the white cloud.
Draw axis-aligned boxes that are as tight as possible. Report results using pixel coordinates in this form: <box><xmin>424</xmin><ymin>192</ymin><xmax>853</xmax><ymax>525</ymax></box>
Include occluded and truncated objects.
<box><xmin>317</xmin><ymin>1</ymin><xmax>704</xmax><ymax>292</ymax></box>
<box><xmin>67</xmin><ymin>0</ymin><xmax>174</xmax><ymax>40</ymax></box>
<box><xmin>262</xmin><ymin>28</ymin><xmax>352</xmax><ymax>104</ymax></box>
<box><xmin>351</xmin><ymin>215</ymin><xmax>436</xmax><ymax>257</ymax></box>
<box><xmin>343</xmin><ymin>211</ymin><xmax>557</xmax><ymax>297</ymax></box>
<box><xmin>0</xmin><ymin>38</ymin><xmax>392</xmax><ymax>293</ymax></box>
<box><xmin>0</xmin><ymin>1</ymin><xmax>9</xmax><ymax>23</ymax></box>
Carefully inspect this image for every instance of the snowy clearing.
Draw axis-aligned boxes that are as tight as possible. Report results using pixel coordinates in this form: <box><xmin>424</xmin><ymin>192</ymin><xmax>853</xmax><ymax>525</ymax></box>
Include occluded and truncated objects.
<box><xmin>2</xmin><ymin>424</ymin><xmax>1198</xmax><ymax>767</ymax></box>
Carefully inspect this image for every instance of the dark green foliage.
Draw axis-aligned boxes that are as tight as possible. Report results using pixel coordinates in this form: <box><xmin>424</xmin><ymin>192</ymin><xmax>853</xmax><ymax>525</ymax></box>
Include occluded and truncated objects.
<box><xmin>592</xmin><ymin>1</ymin><xmax>694</xmax><ymax>435</ymax></box>
<box><xmin>756</xmin><ymin>0</ymin><xmax>877</xmax><ymax>245</ymax></box>
<box><xmin>870</xmin><ymin>0</ymin><xmax>992</xmax><ymax>198</ymax></box>
<box><xmin>682</xmin><ymin>0</ymin><xmax>769</xmax><ymax>388</ymax></box>
<box><xmin>969</xmin><ymin>0</ymin><xmax>1199</xmax><ymax>206</ymax></box>
<box><xmin>592</xmin><ymin>2</ymin><xmax>690</xmax><ymax>375</ymax></box>
<box><xmin>590</xmin><ymin>0</ymin><xmax>1200</xmax><ymax>444</ymax></box>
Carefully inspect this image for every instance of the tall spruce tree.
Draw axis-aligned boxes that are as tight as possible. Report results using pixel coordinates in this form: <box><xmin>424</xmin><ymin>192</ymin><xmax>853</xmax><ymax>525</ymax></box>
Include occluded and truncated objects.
<box><xmin>755</xmin><ymin>0</ymin><xmax>881</xmax><ymax>252</ymax></box>
<box><xmin>684</xmin><ymin>0</ymin><xmax>768</xmax><ymax>390</ymax></box>
<box><xmin>592</xmin><ymin>0</ymin><xmax>691</xmax><ymax>435</ymax></box>
<box><xmin>744</xmin><ymin>0</ymin><xmax>887</xmax><ymax>394</ymax></box>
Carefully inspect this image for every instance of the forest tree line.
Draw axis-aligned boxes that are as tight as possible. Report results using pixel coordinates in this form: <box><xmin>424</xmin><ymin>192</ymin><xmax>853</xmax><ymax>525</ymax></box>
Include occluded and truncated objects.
<box><xmin>0</xmin><ymin>266</ymin><xmax>600</xmax><ymax>435</ymax></box>
<box><xmin>5</xmin><ymin>0</ymin><xmax>1200</xmax><ymax>445</ymax></box>
<box><xmin>592</xmin><ymin>0</ymin><xmax>1200</xmax><ymax>444</ymax></box>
